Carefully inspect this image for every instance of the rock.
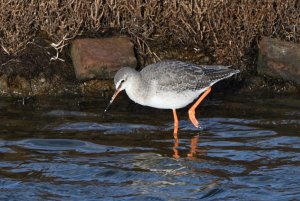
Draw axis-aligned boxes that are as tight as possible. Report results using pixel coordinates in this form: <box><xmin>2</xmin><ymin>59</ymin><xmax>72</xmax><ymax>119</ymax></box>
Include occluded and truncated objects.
<box><xmin>238</xmin><ymin>75</ymin><xmax>299</xmax><ymax>96</ymax></box>
<box><xmin>258</xmin><ymin>37</ymin><xmax>300</xmax><ymax>84</ymax></box>
<box><xmin>80</xmin><ymin>80</ymin><xmax>113</xmax><ymax>96</ymax></box>
<box><xmin>71</xmin><ymin>37</ymin><xmax>137</xmax><ymax>81</ymax></box>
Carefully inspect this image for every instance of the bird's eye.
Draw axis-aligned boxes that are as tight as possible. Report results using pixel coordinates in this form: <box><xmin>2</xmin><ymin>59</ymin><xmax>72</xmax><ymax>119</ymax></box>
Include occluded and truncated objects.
<box><xmin>116</xmin><ymin>79</ymin><xmax>125</xmax><ymax>89</ymax></box>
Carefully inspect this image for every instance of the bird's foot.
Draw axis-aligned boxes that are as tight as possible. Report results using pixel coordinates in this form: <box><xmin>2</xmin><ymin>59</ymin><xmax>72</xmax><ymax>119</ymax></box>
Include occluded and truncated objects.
<box><xmin>188</xmin><ymin>109</ymin><xmax>199</xmax><ymax>128</ymax></box>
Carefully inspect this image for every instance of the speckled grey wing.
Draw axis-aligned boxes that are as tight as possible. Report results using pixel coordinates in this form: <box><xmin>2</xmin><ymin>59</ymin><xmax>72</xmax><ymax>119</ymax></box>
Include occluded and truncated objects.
<box><xmin>200</xmin><ymin>65</ymin><xmax>240</xmax><ymax>83</ymax></box>
<box><xmin>140</xmin><ymin>60</ymin><xmax>210</xmax><ymax>92</ymax></box>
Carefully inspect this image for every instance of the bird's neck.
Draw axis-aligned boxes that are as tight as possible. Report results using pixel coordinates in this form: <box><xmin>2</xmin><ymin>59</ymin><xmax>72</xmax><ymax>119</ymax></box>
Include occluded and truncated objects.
<box><xmin>125</xmin><ymin>75</ymin><xmax>148</xmax><ymax>105</ymax></box>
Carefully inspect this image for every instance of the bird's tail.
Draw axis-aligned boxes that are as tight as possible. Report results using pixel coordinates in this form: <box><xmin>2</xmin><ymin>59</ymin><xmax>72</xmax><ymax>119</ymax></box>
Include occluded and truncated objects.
<box><xmin>201</xmin><ymin>65</ymin><xmax>240</xmax><ymax>83</ymax></box>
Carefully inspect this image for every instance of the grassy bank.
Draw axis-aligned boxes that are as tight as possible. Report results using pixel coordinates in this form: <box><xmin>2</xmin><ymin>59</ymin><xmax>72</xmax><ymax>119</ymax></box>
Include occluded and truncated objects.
<box><xmin>1</xmin><ymin>1</ymin><xmax>299</xmax><ymax>69</ymax></box>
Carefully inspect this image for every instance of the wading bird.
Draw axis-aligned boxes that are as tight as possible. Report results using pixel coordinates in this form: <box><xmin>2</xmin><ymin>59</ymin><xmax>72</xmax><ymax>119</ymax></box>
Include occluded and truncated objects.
<box><xmin>104</xmin><ymin>60</ymin><xmax>239</xmax><ymax>139</ymax></box>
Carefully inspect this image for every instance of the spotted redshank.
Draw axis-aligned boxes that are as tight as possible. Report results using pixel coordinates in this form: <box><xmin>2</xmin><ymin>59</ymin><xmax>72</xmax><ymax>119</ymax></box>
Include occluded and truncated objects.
<box><xmin>104</xmin><ymin>60</ymin><xmax>239</xmax><ymax>138</ymax></box>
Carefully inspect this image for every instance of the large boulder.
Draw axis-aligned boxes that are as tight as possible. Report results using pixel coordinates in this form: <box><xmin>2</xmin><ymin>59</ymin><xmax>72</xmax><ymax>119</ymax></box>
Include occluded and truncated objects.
<box><xmin>71</xmin><ymin>37</ymin><xmax>137</xmax><ymax>81</ymax></box>
<box><xmin>258</xmin><ymin>37</ymin><xmax>300</xmax><ymax>84</ymax></box>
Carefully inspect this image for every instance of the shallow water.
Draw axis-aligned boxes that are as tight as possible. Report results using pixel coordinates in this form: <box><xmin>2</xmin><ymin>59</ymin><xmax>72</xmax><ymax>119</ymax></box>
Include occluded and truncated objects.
<box><xmin>0</xmin><ymin>95</ymin><xmax>300</xmax><ymax>200</ymax></box>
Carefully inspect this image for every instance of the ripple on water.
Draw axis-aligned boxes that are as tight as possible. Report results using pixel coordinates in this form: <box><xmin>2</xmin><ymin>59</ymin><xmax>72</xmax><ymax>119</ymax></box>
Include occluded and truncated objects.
<box><xmin>229</xmin><ymin>165</ymin><xmax>300</xmax><ymax>200</ymax></box>
<box><xmin>0</xmin><ymin>146</ymin><xmax>15</xmax><ymax>153</ymax></box>
<box><xmin>256</xmin><ymin>136</ymin><xmax>300</xmax><ymax>149</ymax></box>
<box><xmin>179</xmin><ymin>118</ymin><xmax>277</xmax><ymax>138</ymax></box>
<box><xmin>50</xmin><ymin>122</ymin><xmax>158</xmax><ymax>134</ymax></box>
<box><xmin>13</xmin><ymin>139</ymin><xmax>127</xmax><ymax>153</ymax></box>
<box><xmin>1</xmin><ymin>151</ymin><xmax>229</xmax><ymax>200</ymax></box>
<box><xmin>0</xmin><ymin>97</ymin><xmax>299</xmax><ymax>200</ymax></box>
<box><xmin>44</xmin><ymin>110</ymin><xmax>98</xmax><ymax>117</ymax></box>
<box><xmin>285</xmin><ymin>111</ymin><xmax>300</xmax><ymax>117</ymax></box>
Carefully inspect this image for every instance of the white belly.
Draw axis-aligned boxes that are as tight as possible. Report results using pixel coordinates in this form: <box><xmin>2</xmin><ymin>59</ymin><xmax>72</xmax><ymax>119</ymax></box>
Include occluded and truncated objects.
<box><xmin>124</xmin><ymin>80</ymin><xmax>209</xmax><ymax>110</ymax></box>
<box><xmin>144</xmin><ymin>88</ymin><xmax>208</xmax><ymax>109</ymax></box>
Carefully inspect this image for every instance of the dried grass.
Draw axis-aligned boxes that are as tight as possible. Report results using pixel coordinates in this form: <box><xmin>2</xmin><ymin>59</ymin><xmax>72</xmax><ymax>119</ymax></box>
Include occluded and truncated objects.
<box><xmin>0</xmin><ymin>0</ymin><xmax>299</xmax><ymax>70</ymax></box>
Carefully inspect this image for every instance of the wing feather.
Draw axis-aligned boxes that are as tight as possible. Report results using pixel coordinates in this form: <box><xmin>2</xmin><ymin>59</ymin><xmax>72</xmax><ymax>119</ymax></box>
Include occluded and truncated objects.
<box><xmin>141</xmin><ymin>60</ymin><xmax>210</xmax><ymax>92</ymax></box>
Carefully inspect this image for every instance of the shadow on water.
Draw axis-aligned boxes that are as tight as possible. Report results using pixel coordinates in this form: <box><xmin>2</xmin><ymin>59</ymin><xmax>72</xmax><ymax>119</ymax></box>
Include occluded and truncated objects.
<box><xmin>0</xmin><ymin>95</ymin><xmax>300</xmax><ymax>200</ymax></box>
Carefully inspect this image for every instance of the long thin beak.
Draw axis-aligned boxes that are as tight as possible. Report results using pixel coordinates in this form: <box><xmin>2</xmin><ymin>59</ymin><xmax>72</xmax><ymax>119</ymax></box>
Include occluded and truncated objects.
<box><xmin>103</xmin><ymin>86</ymin><xmax>122</xmax><ymax>114</ymax></box>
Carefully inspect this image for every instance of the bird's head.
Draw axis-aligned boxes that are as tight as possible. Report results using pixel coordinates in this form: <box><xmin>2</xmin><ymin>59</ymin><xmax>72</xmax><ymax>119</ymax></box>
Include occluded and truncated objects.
<box><xmin>104</xmin><ymin>67</ymin><xmax>137</xmax><ymax>113</ymax></box>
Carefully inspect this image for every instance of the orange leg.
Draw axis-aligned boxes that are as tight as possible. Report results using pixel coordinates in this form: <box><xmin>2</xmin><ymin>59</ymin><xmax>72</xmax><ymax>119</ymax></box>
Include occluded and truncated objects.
<box><xmin>172</xmin><ymin>109</ymin><xmax>179</xmax><ymax>140</ymax></box>
<box><xmin>188</xmin><ymin>87</ymin><xmax>211</xmax><ymax>128</ymax></box>
<box><xmin>172</xmin><ymin>109</ymin><xmax>180</xmax><ymax>159</ymax></box>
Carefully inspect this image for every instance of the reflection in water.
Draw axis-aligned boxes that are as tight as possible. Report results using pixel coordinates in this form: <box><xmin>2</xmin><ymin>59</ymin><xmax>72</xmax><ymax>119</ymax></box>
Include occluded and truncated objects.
<box><xmin>188</xmin><ymin>135</ymin><xmax>200</xmax><ymax>159</ymax></box>
<box><xmin>173</xmin><ymin>135</ymin><xmax>203</xmax><ymax>160</ymax></box>
<box><xmin>0</xmin><ymin>96</ymin><xmax>299</xmax><ymax>200</ymax></box>
<box><xmin>172</xmin><ymin>136</ymin><xmax>179</xmax><ymax>159</ymax></box>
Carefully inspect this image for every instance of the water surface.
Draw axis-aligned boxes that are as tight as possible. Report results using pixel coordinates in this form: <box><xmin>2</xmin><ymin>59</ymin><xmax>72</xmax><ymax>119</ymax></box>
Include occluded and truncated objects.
<box><xmin>0</xmin><ymin>95</ymin><xmax>300</xmax><ymax>200</ymax></box>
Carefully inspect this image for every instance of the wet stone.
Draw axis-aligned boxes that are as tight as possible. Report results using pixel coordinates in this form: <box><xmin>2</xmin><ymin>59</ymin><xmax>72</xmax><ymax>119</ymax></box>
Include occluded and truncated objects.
<box><xmin>258</xmin><ymin>37</ymin><xmax>300</xmax><ymax>84</ymax></box>
<box><xmin>71</xmin><ymin>37</ymin><xmax>137</xmax><ymax>81</ymax></box>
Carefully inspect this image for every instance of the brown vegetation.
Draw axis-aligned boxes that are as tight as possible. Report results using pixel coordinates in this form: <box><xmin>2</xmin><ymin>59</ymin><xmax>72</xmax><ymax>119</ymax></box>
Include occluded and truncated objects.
<box><xmin>0</xmin><ymin>0</ymin><xmax>299</xmax><ymax>71</ymax></box>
